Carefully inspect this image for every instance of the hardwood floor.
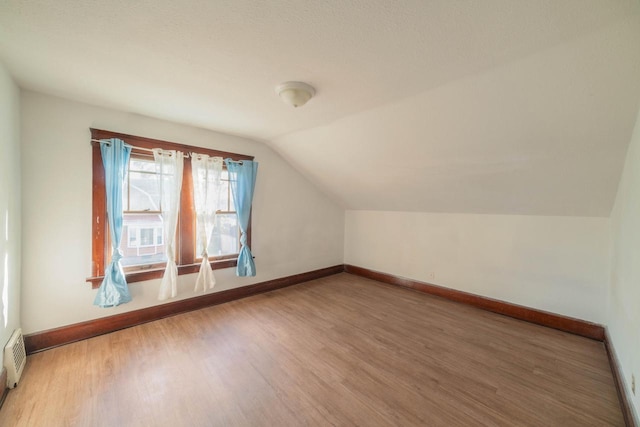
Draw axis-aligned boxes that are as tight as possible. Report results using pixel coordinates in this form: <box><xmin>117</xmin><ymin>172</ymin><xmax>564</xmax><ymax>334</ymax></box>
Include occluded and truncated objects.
<box><xmin>0</xmin><ymin>273</ymin><xmax>624</xmax><ymax>426</ymax></box>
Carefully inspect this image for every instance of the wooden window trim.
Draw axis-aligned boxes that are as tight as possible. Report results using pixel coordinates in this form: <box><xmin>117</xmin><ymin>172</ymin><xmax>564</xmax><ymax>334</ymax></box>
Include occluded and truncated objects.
<box><xmin>87</xmin><ymin>128</ymin><xmax>253</xmax><ymax>289</ymax></box>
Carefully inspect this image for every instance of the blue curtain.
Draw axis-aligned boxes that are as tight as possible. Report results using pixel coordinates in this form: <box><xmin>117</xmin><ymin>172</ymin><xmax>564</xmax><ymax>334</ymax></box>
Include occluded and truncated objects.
<box><xmin>225</xmin><ymin>159</ymin><xmax>258</xmax><ymax>276</ymax></box>
<box><xmin>94</xmin><ymin>138</ymin><xmax>132</xmax><ymax>307</ymax></box>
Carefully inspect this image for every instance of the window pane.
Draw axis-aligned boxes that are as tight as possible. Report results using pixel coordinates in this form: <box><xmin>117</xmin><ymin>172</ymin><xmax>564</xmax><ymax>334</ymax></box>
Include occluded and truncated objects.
<box><xmin>128</xmin><ymin>231</ymin><xmax>137</xmax><ymax>247</ymax></box>
<box><xmin>129</xmin><ymin>171</ymin><xmax>160</xmax><ymax>211</ymax></box>
<box><xmin>139</xmin><ymin>228</ymin><xmax>154</xmax><ymax>246</ymax></box>
<box><xmin>219</xmin><ymin>179</ymin><xmax>230</xmax><ymax>212</ymax></box>
<box><xmin>129</xmin><ymin>158</ymin><xmax>157</xmax><ymax>173</ymax></box>
<box><xmin>207</xmin><ymin>213</ymin><xmax>239</xmax><ymax>256</ymax></box>
<box><xmin>119</xmin><ymin>213</ymin><xmax>167</xmax><ymax>267</ymax></box>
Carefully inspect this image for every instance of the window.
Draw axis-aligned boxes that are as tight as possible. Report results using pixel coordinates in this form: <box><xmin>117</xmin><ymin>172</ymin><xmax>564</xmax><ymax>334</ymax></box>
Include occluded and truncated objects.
<box><xmin>121</xmin><ymin>155</ymin><xmax>166</xmax><ymax>269</ymax></box>
<box><xmin>206</xmin><ymin>170</ymin><xmax>240</xmax><ymax>258</ymax></box>
<box><xmin>127</xmin><ymin>226</ymin><xmax>163</xmax><ymax>248</ymax></box>
<box><xmin>88</xmin><ymin>129</ymin><xmax>253</xmax><ymax>287</ymax></box>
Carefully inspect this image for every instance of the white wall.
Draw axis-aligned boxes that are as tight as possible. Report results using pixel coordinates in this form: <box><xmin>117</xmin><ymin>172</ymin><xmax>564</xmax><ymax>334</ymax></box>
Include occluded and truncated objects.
<box><xmin>20</xmin><ymin>91</ymin><xmax>344</xmax><ymax>334</ymax></box>
<box><xmin>609</xmin><ymin>105</ymin><xmax>640</xmax><ymax>421</ymax></box>
<box><xmin>0</xmin><ymin>63</ymin><xmax>21</xmax><ymax>365</ymax></box>
<box><xmin>345</xmin><ymin>211</ymin><xmax>609</xmax><ymax>323</ymax></box>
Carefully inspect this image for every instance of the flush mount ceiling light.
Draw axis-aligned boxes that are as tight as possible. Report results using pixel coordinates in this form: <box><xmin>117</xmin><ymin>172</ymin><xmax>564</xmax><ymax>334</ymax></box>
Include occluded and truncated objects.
<box><xmin>276</xmin><ymin>81</ymin><xmax>315</xmax><ymax>108</ymax></box>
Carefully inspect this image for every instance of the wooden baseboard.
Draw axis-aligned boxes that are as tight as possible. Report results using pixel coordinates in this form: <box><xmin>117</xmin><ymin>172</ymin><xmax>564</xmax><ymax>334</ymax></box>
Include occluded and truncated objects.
<box><xmin>605</xmin><ymin>328</ymin><xmax>638</xmax><ymax>427</ymax></box>
<box><xmin>344</xmin><ymin>264</ymin><xmax>605</xmax><ymax>341</ymax></box>
<box><xmin>0</xmin><ymin>367</ymin><xmax>7</xmax><ymax>411</ymax></box>
<box><xmin>22</xmin><ymin>263</ymin><xmax>607</xmax><ymax>346</ymax></box>
<box><xmin>24</xmin><ymin>265</ymin><xmax>345</xmax><ymax>354</ymax></box>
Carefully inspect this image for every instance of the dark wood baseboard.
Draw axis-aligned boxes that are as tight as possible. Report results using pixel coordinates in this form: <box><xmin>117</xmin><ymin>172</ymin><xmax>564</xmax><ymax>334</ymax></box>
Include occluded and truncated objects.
<box><xmin>24</xmin><ymin>263</ymin><xmax>608</xmax><ymax>346</ymax></box>
<box><xmin>605</xmin><ymin>328</ymin><xmax>638</xmax><ymax>427</ymax></box>
<box><xmin>0</xmin><ymin>367</ymin><xmax>7</xmax><ymax>411</ymax></box>
<box><xmin>344</xmin><ymin>264</ymin><xmax>605</xmax><ymax>341</ymax></box>
<box><xmin>25</xmin><ymin>265</ymin><xmax>345</xmax><ymax>354</ymax></box>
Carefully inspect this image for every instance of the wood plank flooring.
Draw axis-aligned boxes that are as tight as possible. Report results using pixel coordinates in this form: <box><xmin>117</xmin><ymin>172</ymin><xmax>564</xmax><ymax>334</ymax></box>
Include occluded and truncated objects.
<box><xmin>0</xmin><ymin>273</ymin><xmax>624</xmax><ymax>426</ymax></box>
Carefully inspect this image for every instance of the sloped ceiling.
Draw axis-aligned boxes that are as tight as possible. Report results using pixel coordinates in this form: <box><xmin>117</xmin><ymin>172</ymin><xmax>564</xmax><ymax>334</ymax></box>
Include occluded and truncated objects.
<box><xmin>1</xmin><ymin>1</ymin><xmax>640</xmax><ymax>216</ymax></box>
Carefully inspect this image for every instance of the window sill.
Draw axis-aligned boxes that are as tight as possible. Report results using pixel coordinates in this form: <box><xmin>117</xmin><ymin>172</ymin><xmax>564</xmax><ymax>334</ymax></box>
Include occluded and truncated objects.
<box><xmin>86</xmin><ymin>258</ymin><xmax>238</xmax><ymax>289</ymax></box>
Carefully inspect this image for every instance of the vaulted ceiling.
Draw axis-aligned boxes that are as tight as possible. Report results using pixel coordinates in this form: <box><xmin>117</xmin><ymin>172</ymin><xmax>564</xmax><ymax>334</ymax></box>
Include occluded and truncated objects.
<box><xmin>1</xmin><ymin>1</ymin><xmax>640</xmax><ymax>216</ymax></box>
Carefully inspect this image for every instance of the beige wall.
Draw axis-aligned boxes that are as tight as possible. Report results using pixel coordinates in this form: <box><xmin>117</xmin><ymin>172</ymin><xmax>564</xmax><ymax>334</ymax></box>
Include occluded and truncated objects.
<box><xmin>20</xmin><ymin>91</ymin><xmax>344</xmax><ymax>334</ymax></box>
<box><xmin>609</xmin><ymin>104</ymin><xmax>640</xmax><ymax>421</ymax></box>
<box><xmin>0</xmin><ymin>62</ymin><xmax>21</xmax><ymax>365</ymax></box>
<box><xmin>345</xmin><ymin>211</ymin><xmax>610</xmax><ymax>323</ymax></box>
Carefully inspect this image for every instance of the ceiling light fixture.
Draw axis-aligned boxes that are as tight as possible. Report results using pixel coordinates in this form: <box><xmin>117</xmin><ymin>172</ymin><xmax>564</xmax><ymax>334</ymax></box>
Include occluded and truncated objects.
<box><xmin>276</xmin><ymin>81</ymin><xmax>315</xmax><ymax>108</ymax></box>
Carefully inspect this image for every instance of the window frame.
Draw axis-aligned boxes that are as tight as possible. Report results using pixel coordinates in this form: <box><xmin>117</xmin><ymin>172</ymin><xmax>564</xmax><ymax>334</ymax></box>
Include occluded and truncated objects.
<box><xmin>87</xmin><ymin>128</ymin><xmax>254</xmax><ymax>288</ymax></box>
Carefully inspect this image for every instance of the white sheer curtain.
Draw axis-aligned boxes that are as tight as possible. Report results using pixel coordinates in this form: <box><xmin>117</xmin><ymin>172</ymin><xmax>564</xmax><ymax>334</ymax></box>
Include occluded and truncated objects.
<box><xmin>191</xmin><ymin>154</ymin><xmax>223</xmax><ymax>292</ymax></box>
<box><xmin>153</xmin><ymin>149</ymin><xmax>184</xmax><ymax>301</ymax></box>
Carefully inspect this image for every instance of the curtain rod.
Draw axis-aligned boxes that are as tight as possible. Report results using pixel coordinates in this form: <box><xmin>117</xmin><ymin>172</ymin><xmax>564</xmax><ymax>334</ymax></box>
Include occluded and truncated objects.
<box><xmin>91</xmin><ymin>139</ymin><xmax>190</xmax><ymax>158</ymax></box>
<box><xmin>91</xmin><ymin>139</ymin><xmax>246</xmax><ymax>163</ymax></box>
